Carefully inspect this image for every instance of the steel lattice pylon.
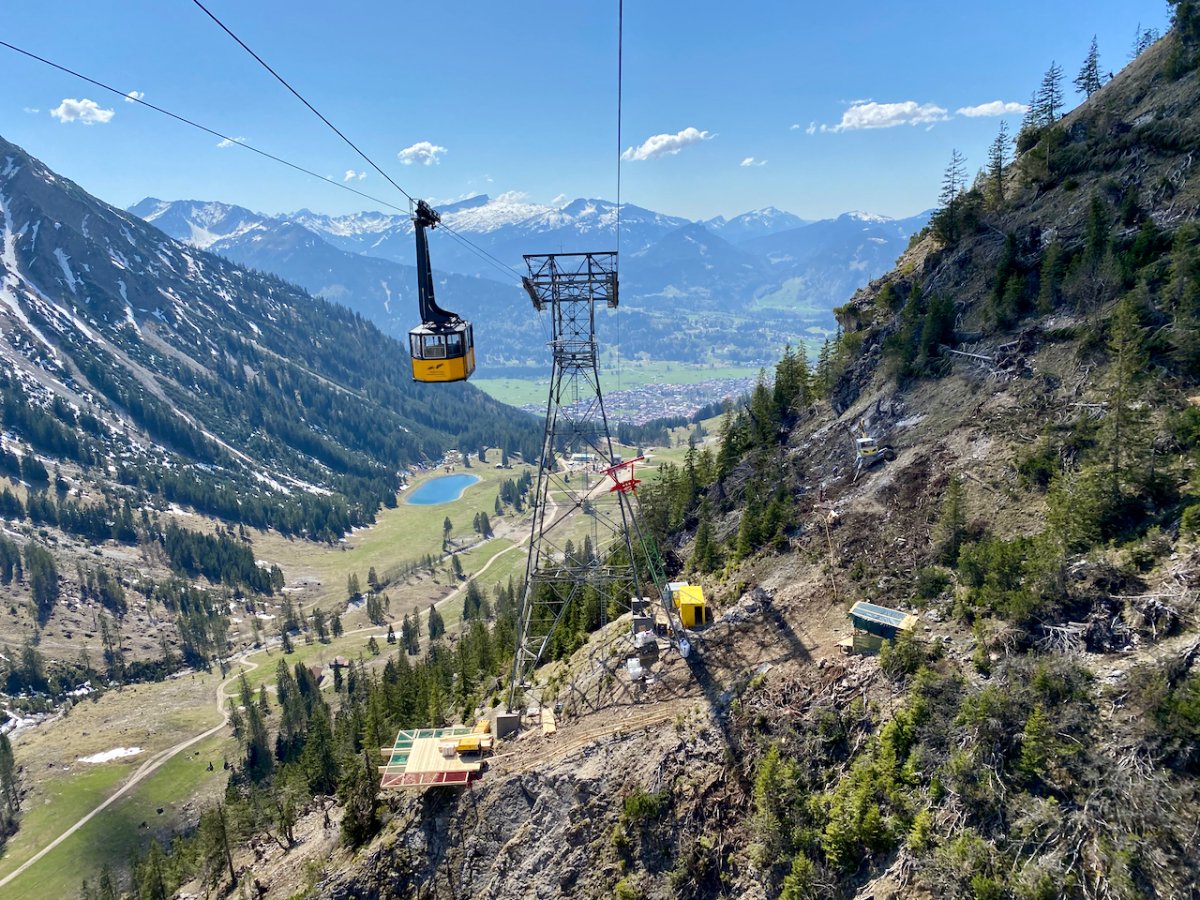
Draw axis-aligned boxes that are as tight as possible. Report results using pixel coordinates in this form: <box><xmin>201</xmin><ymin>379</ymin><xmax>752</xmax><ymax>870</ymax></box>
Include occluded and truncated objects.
<box><xmin>506</xmin><ymin>252</ymin><xmax>650</xmax><ymax>711</ymax></box>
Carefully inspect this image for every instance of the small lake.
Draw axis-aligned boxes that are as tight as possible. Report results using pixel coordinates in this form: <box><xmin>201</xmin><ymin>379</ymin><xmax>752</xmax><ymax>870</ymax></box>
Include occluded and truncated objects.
<box><xmin>405</xmin><ymin>474</ymin><xmax>481</xmax><ymax>505</ymax></box>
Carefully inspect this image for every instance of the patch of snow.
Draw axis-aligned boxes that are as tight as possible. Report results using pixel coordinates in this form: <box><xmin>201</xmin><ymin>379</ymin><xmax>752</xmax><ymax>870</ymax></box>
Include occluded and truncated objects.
<box><xmin>80</xmin><ymin>747</ymin><xmax>142</xmax><ymax>764</ymax></box>
<box><xmin>0</xmin><ymin>188</ymin><xmax>58</xmax><ymax>355</ymax></box>
<box><xmin>53</xmin><ymin>248</ymin><xmax>78</xmax><ymax>294</ymax></box>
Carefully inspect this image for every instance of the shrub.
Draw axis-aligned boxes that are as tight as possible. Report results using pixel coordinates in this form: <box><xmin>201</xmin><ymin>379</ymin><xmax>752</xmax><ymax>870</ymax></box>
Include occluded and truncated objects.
<box><xmin>621</xmin><ymin>789</ymin><xmax>666</xmax><ymax>823</ymax></box>
<box><xmin>880</xmin><ymin>631</ymin><xmax>928</xmax><ymax>681</ymax></box>
<box><xmin>915</xmin><ymin>567</ymin><xmax>951</xmax><ymax>601</ymax></box>
<box><xmin>1182</xmin><ymin>504</ymin><xmax>1200</xmax><ymax>535</ymax></box>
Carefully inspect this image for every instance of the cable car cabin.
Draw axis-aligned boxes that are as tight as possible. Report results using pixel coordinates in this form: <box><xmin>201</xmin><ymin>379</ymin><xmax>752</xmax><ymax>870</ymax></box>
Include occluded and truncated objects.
<box><xmin>409</xmin><ymin>321</ymin><xmax>475</xmax><ymax>383</ymax></box>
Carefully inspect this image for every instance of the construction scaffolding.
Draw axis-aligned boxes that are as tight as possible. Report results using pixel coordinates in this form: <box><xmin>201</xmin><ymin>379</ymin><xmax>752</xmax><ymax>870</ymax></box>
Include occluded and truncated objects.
<box><xmin>507</xmin><ymin>252</ymin><xmax>673</xmax><ymax>712</ymax></box>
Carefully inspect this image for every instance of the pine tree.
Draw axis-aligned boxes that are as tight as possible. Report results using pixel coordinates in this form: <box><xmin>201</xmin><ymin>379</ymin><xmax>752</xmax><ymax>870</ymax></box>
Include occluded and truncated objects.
<box><xmin>338</xmin><ymin>750</ymin><xmax>380</xmax><ymax>847</ymax></box>
<box><xmin>1102</xmin><ymin>294</ymin><xmax>1150</xmax><ymax>501</ymax></box>
<box><xmin>1165</xmin><ymin>225</ymin><xmax>1200</xmax><ymax>371</ymax></box>
<box><xmin>983</xmin><ymin>121</ymin><xmax>1009</xmax><ymax>208</ymax></box>
<box><xmin>938</xmin><ymin>148</ymin><xmax>967</xmax><ymax>209</ymax></box>
<box><xmin>0</xmin><ymin>731</ymin><xmax>17</xmax><ymax>829</ymax></box>
<box><xmin>1074</xmin><ymin>36</ymin><xmax>1102</xmax><ymax>97</ymax></box>
<box><xmin>1130</xmin><ymin>23</ymin><xmax>1160</xmax><ymax>59</ymax></box>
<box><xmin>1036</xmin><ymin>61</ymin><xmax>1065</xmax><ymax>124</ymax></box>
<box><xmin>691</xmin><ymin>499</ymin><xmax>717</xmax><ymax>574</ymax></box>
<box><xmin>428</xmin><ymin>603</ymin><xmax>445</xmax><ymax>640</ymax></box>
<box><xmin>815</xmin><ymin>339</ymin><xmax>833</xmax><ymax>396</ymax></box>
<box><xmin>934</xmin><ymin>149</ymin><xmax>968</xmax><ymax>243</ymax></box>
<box><xmin>932</xmin><ymin>476</ymin><xmax>967</xmax><ymax>564</ymax></box>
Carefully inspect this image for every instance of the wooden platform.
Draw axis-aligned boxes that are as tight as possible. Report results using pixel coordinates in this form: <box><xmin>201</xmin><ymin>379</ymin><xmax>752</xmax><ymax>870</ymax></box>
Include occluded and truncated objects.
<box><xmin>379</xmin><ymin>727</ymin><xmax>485</xmax><ymax>789</ymax></box>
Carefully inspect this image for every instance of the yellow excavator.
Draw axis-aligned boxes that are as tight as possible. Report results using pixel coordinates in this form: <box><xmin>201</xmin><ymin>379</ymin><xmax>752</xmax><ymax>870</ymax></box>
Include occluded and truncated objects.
<box><xmin>852</xmin><ymin>419</ymin><xmax>895</xmax><ymax>479</ymax></box>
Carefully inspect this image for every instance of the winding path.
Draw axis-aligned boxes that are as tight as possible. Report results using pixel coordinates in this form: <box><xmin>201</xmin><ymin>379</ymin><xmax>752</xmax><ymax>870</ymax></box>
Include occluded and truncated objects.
<box><xmin>0</xmin><ymin>470</ymin><xmax>591</xmax><ymax>888</ymax></box>
<box><xmin>0</xmin><ymin>657</ymin><xmax>259</xmax><ymax>891</ymax></box>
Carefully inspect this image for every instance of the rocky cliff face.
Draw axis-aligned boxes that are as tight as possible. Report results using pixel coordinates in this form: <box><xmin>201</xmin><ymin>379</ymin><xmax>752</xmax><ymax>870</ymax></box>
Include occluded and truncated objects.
<box><xmin>245</xmin><ymin>26</ymin><xmax>1200</xmax><ymax>900</ymax></box>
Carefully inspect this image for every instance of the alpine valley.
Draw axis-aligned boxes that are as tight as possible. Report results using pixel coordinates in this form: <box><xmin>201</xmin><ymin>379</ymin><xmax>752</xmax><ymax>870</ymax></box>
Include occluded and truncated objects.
<box><xmin>129</xmin><ymin>195</ymin><xmax>930</xmax><ymax>372</ymax></box>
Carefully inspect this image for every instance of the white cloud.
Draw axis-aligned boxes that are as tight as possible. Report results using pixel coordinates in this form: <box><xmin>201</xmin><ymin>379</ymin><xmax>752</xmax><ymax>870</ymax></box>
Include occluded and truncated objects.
<box><xmin>494</xmin><ymin>190</ymin><xmax>528</xmax><ymax>204</ymax></box>
<box><xmin>343</xmin><ymin>169</ymin><xmax>367</xmax><ymax>181</ymax></box>
<box><xmin>805</xmin><ymin>122</ymin><xmax>817</xmax><ymax>136</ymax></box>
<box><xmin>790</xmin><ymin>123</ymin><xmax>802</xmax><ymax>130</ymax></box>
<box><xmin>823</xmin><ymin>100</ymin><xmax>949</xmax><ymax>133</ymax></box>
<box><xmin>551</xmin><ymin>193</ymin><xmax>568</xmax><ymax>207</ymax></box>
<box><xmin>740</xmin><ymin>157</ymin><xmax>767</xmax><ymax>167</ymax></box>
<box><xmin>23</xmin><ymin>107</ymin><xmax>40</xmax><ymax>114</ymax></box>
<box><xmin>216</xmin><ymin>136</ymin><xmax>245</xmax><ymax>148</ymax></box>
<box><xmin>124</xmin><ymin>90</ymin><xmax>144</xmax><ymax>103</ymax></box>
<box><xmin>398</xmin><ymin>141</ymin><xmax>447</xmax><ymax>166</ymax></box>
<box><xmin>621</xmin><ymin>126</ymin><xmax>713</xmax><ymax>161</ymax></box>
<box><xmin>50</xmin><ymin>98</ymin><xmax>114</xmax><ymax>125</ymax></box>
<box><xmin>956</xmin><ymin>100</ymin><xmax>1028</xmax><ymax>118</ymax></box>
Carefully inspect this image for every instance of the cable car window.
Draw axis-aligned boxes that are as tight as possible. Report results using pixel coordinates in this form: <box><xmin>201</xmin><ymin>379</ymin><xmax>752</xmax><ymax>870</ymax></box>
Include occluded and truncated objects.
<box><xmin>422</xmin><ymin>335</ymin><xmax>447</xmax><ymax>358</ymax></box>
<box><xmin>446</xmin><ymin>332</ymin><xmax>463</xmax><ymax>356</ymax></box>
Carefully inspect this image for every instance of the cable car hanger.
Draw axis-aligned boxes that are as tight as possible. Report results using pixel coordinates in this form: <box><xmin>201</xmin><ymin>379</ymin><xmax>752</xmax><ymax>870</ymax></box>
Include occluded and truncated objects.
<box><xmin>408</xmin><ymin>200</ymin><xmax>476</xmax><ymax>383</ymax></box>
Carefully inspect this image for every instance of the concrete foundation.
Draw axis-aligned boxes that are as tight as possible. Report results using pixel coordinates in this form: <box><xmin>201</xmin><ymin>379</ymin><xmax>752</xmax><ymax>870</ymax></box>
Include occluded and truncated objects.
<box><xmin>493</xmin><ymin>711</ymin><xmax>521</xmax><ymax>739</ymax></box>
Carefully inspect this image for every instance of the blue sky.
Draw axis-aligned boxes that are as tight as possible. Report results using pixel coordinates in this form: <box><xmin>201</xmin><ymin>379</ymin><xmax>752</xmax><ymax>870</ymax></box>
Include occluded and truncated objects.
<box><xmin>0</xmin><ymin>1</ymin><xmax>1173</xmax><ymax>222</ymax></box>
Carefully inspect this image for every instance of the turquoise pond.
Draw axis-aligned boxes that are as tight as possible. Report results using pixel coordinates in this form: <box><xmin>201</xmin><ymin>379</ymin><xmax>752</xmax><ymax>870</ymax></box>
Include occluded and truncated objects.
<box><xmin>405</xmin><ymin>474</ymin><xmax>481</xmax><ymax>505</ymax></box>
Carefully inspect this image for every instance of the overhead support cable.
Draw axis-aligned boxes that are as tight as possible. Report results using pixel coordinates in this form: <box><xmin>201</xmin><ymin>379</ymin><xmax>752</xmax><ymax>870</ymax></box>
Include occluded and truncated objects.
<box><xmin>189</xmin><ymin>0</ymin><xmax>416</xmax><ymax>205</ymax></box>
<box><xmin>0</xmin><ymin>39</ymin><xmax>412</xmax><ymax>214</ymax></box>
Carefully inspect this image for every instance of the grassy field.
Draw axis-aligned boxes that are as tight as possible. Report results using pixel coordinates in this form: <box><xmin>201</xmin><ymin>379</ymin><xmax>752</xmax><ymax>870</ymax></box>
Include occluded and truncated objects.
<box><xmin>1</xmin><ymin>730</ymin><xmax>234</xmax><ymax>899</ymax></box>
<box><xmin>0</xmin><ymin>672</ymin><xmax>227</xmax><ymax>895</ymax></box>
<box><xmin>250</xmin><ymin>456</ymin><xmax>537</xmax><ymax>615</ymax></box>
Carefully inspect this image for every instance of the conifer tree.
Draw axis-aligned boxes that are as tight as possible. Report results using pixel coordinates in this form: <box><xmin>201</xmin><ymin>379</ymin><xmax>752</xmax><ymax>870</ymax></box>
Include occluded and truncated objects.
<box><xmin>428</xmin><ymin>603</ymin><xmax>445</xmax><ymax>640</ymax></box>
<box><xmin>338</xmin><ymin>751</ymin><xmax>380</xmax><ymax>847</ymax></box>
<box><xmin>1074</xmin><ymin>36</ymin><xmax>1102</xmax><ymax>96</ymax></box>
<box><xmin>986</xmin><ymin>121</ymin><xmax>1009</xmax><ymax>206</ymax></box>
<box><xmin>932</xmin><ymin>476</ymin><xmax>967</xmax><ymax>564</ymax></box>
<box><xmin>1102</xmin><ymin>294</ymin><xmax>1149</xmax><ymax>501</ymax></box>
<box><xmin>1036</xmin><ymin>61</ymin><xmax>1065</xmax><ymax>124</ymax></box>
<box><xmin>1130</xmin><ymin>23</ymin><xmax>1160</xmax><ymax>59</ymax></box>
<box><xmin>1165</xmin><ymin>225</ymin><xmax>1200</xmax><ymax>371</ymax></box>
<box><xmin>691</xmin><ymin>499</ymin><xmax>718</xmax><ymax>574</ymax></box>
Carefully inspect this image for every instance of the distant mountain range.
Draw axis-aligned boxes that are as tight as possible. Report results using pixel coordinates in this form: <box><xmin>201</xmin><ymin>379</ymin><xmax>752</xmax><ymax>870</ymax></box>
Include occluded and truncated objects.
<box><xmin>0</xmin><ymin>135</ymin><xmax>538</xmax><ymax>537</ymax></box>
<box><xmin>130</xmin><ymin>195</ymin><xmax>931</xmax><ymax>371</ymax></box>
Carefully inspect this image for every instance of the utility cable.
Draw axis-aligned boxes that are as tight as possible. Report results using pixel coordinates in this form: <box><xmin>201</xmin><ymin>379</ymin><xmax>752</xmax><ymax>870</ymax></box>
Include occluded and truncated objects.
<box><xmin>189</xmin><ymin>0</ymin><xmax>540</xmax><ymax>333</ymax></box>
<box><xmin>0</xmin><ymin>39</ymin><xmax>413</xmax><ymax>215</ymax></box>
<box><xmin>189</xmin><ymin>0</ymin><xmax>415</xmax><ymax>205</ymax></box>
<box><xmin>614</xmin><ymin>0</ymin><xmax>624</xmax><ymax>390</ymax></box>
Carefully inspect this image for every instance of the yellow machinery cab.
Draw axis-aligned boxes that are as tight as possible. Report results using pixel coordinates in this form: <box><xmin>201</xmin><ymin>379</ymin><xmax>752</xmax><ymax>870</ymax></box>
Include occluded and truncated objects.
<box><xmin>409</xmin><ymin>321</ymin><xmax>475</xmax><ymax>383</ymax></box>
<box><xmin>409</xmin><ymin>199</ymin><xmax>477</xmax><ymax>384</ymax></box>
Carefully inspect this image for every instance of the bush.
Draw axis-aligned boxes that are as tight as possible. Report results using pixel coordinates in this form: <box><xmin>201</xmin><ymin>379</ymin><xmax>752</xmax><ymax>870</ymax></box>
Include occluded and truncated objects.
<box><xmin>1168</xmin><ymin>407</ymin><xmax>1200</xmax><ymax>450</ymax></box>
<box><xmin>880</xmin><ymin>631</ymin><xmax>928</xmax><ymax>680</ymax></box>
<box><xmin>1182</xmin><ymin>504</ymin><xmax>1200</xmax><ymax>535</ymax></box>
<box><xmin>621</xmin><ymin>789</ymin><xmax>666</xmax><ymax>823</ymax></box>
<box><xmin>915</xmin><ymin>567</ymin><xmax>950</xmax><ymax>602</ymax></box>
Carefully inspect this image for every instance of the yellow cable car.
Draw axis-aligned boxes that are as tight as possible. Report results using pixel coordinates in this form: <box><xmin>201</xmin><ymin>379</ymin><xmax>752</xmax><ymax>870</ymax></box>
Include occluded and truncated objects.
<box><xmin>409</xmin><ymin>199</ymin><xmax>476</xmax><ymax>383</ymax></box>
<box><xmin>409</xmin><ymin>321</ymin><xmax>475</xmax><ymax>383</ymax></box>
